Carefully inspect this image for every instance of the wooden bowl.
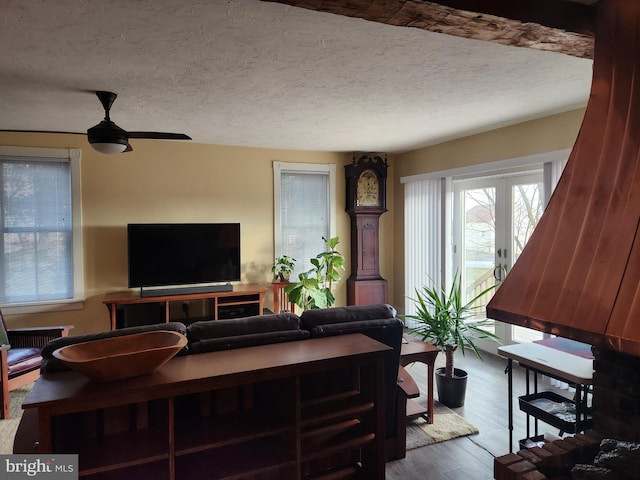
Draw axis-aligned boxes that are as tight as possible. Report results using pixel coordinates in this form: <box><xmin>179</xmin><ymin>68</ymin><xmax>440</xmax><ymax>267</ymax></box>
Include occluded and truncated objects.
<box><xmin>52</xmin><ymin>330</ymin><xmax>187</xmax><ymax>382</ymax></box>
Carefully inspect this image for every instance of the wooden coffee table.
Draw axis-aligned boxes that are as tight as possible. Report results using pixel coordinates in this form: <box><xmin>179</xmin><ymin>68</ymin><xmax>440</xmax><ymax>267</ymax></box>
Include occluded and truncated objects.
<box><xmin>400</xmin><ymin>340</ymin><xmax>440</xmax><ymax>423</ymax></box>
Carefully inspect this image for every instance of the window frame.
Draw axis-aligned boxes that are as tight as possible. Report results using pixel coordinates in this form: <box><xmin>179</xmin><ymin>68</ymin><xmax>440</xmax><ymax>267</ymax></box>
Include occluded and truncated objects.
<box><xmin>273</xmin><ymin>161</ymin><xmax>337</xmax><ymax>275</ymax></box>
<box><xmin>0</xmin><ymin>146</ymin><xmax>84</xmax><ymax>314</ymax></box>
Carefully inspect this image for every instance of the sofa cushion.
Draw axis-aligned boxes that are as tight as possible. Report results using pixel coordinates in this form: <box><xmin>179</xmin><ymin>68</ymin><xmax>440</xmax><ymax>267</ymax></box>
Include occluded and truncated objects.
<box><xmin>300</xmin><ymin>304</ymin><xmax>398</xmax><ymax>330</ymax></box>
<box><xmin>187</xmin><ymin>330</ymin><xmax>310</xmax><ymax>353</ymax></box>
<box><xmin>305</xmin><ymin>317</ymin><xmax>403</xmax><ymax>337</ymax></box>
<box><xmin>40</xmin><ymin>322</ymin><xmax>188</xmax><ymax>374</ymax></box>
<box><xmin>7</xmin><ymin>347</ymin><xmax>41</xmax><ymax>377</ymax></box>
<box><xmin>187</xmin><ymin>313</ymin><xmax>309</xmax><ymax>353</ymax></box>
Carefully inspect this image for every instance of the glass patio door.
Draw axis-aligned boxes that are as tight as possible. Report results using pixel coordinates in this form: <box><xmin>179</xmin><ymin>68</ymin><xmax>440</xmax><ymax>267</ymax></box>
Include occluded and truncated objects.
<box><xmin>452</xmin><ymin>172</ymin><xmax>544</xmax><ymax>354</ymax></box>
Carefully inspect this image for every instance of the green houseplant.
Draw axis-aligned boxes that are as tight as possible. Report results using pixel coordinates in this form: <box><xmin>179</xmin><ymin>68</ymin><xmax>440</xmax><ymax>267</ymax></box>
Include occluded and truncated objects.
<box><xmin>285</xmin><ymin>236</ymin><xmax>345</xmax><ymax>310</ymax></box>
<box><xmin>271</xmin><ymin>255</ymin><xmax>296</xmax><ymax>281</ymax></box>
<box><xmin>404</xmin><ymin>272</ymin><xmax>498</xmax><ymax>407</ymax></box>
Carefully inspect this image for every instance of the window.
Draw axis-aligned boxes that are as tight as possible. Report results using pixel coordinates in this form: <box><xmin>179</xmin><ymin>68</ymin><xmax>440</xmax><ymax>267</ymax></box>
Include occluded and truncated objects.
<box><xmin>0</xmin><ymin>146</ymin><xmax>83</xmax><ymax>312</ymax></box>
<box><xmin>452</xmin><ymin>171</ymin><xmax>544</xmax><ymax>351</ymax></box>
<box><xmin>273</xmin><ymin>162</ymin><xmax>336</xmax><ymax>276</ymax></box>
<box><xmin>402</xmin><ymin>149</ymin><xmax>569</xmax><ymax>339</ymax></box>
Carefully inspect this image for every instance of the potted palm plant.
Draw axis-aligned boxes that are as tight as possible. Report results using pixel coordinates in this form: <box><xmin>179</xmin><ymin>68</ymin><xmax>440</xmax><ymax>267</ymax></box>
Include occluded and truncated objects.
<box><xmin>404</xmin><ymin>272</ymin><xmax>498</xmax><ymax>407</ymax></box>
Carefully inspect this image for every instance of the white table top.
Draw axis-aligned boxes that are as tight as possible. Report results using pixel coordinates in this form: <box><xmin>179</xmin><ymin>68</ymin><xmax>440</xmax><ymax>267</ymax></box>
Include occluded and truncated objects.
<box><xmin>498</xmin><ymin>342</ymin><xmax>594</xmax><ymax>385</ymax></box>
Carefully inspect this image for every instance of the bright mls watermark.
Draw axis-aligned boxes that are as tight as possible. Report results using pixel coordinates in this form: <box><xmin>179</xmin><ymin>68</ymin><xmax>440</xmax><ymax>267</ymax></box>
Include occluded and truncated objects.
<box><xmin>1</xmin><ymin>455</ymin><xmax>78</xmax><ymax>479</ymax></box>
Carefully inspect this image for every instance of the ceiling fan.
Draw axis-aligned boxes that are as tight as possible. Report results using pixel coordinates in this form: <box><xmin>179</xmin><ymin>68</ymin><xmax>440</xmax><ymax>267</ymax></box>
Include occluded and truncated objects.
<box><xmin>87</xmin><ymin>90</ymin><xmax>191</xmax><ymax>154</ymax></box>
<box><xmin>2</xmin><ymin>91</ymin><xmax>192</xmax><ymax>154</ymax></box>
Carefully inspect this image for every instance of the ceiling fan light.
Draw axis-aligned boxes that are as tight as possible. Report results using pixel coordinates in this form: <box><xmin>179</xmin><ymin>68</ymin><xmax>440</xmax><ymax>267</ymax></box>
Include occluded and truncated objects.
<box><xmin>91</xmin><ymin>142</ymin><xmax>128</xmax><ymax>154</ymax></box>
<box><xmin>87</xmin><ymin>119</ymin><xmax>129</xmax><ymax>154</ymax></box>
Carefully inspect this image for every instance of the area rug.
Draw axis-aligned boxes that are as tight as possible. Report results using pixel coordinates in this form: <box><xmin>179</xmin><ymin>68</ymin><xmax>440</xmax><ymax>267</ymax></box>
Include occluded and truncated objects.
<box><xmin>406</xmin><ymin>401</ymin><xmax>479</xmax><ymax>450</ymax></box>
<box><xmin>0</xmin><ymin>383</ymin><xmax>33</xmax><ymax>454</ymax></box>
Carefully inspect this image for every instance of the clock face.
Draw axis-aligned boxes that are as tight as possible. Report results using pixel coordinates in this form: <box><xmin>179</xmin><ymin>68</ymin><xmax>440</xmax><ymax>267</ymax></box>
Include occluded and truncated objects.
<box><xmin>357</xmin><ymin>169</ymin><xmax>380</xmax><ymax>207</ymax></box>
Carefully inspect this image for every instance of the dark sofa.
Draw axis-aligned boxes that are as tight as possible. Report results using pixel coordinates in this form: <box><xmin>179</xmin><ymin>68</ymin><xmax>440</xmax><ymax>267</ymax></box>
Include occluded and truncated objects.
<box><xmin>39</xmin><ymin>304</ymin><xmax>415</xmax><ymax>460</ymax></box>
<box><xmin>300</xmin><ymin>304</ymin><xmax>407</xmax><ymax>458</ymax></box>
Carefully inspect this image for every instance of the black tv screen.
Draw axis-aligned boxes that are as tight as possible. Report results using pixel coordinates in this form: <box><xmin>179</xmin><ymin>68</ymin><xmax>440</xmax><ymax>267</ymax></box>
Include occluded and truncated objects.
<box><xmin>127</xmin><ymin>223</ymin><xmax>241</xmax><ymax>288</ymax></box>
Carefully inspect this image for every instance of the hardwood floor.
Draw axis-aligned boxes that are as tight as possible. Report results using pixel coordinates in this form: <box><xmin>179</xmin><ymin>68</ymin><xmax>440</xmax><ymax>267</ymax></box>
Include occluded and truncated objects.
<box><xmin>387</xmin><ymin>346</ymin><xmax>578</xmax><ymax>479</ymax></box>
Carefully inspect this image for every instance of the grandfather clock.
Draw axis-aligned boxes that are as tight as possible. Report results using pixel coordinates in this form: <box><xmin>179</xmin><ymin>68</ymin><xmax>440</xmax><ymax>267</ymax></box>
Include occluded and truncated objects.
<box><xmin>345</xmin><ymin>153</ymin><xmax>388</xmax><ymax>305</ymax></box>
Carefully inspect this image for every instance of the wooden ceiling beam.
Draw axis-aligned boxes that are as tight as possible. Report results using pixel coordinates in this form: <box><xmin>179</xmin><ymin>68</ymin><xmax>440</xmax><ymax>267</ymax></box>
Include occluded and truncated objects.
<box><xmin>263</xmin><ymin>0</ymin><xmax>596</xmax><ymax>59</ymax></box>
<box><xmin>421</xmin><ymin>0</ymin><xmax>596</xmax><ymax>36</ymax></box>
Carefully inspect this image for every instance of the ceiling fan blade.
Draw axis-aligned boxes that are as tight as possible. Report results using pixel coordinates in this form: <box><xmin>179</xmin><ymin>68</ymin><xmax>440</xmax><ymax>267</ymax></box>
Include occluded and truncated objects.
<box><xmin>124</xmin><ymin>143</ymin><xmax>133</xmax><ymax>153</ymax></box>
<box><xmin>128</xmin><ymin>132</ymin><xmax>192</xmax><ymax>140</ymax></box>
<box><xmin>0</xmin><ymin>129</ymin><xmax>84</xmax><ymax>135</ymax></box>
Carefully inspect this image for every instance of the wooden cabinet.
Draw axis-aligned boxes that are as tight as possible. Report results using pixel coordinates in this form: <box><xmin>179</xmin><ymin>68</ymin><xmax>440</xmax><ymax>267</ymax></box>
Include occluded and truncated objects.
<box><xmin>22</xmin><ymin>334</ymin><xmax>387</xmax><ymax>480</ymax></box>
<box><xmin>103</xmin><ymin>284</ymin><xmax>267</xmax><ymax>330</ymax></box>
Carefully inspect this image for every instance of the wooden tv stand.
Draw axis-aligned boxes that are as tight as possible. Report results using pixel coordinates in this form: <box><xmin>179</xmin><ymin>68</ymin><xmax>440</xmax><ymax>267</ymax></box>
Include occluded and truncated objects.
<box><xmin>103</xmin><ymin>284</ymin><xmax>267</xmax><ymax>330</ymax></box>
<box><xmin>21</xmin><ymin>334</ymin><xmax>387</xmax><ymax>480</ymax></box>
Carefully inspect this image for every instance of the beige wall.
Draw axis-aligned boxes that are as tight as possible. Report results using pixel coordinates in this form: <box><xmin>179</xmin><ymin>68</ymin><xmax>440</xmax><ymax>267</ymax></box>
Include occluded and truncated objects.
<box><xmin>1</xmin><ymin>133</ymin><xmax>395</xmax><ymax>333</ymax></box>
<box><xmin>390</xmin><ymin>108</ymin><xmax>586</xmax><ymax>312</ymax></box>
<box><xmin>0</xmin><ymin>109</ymin><xmax>582</xmax><ymax>332</ymax></box>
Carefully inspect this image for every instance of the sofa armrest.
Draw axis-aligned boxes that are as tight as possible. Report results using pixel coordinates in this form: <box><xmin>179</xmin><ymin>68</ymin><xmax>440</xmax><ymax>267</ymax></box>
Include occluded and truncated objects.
<box><xmin>7</xmin><ymin>326</ymin><xmax>73</xmax><ymax>349</ymax></box>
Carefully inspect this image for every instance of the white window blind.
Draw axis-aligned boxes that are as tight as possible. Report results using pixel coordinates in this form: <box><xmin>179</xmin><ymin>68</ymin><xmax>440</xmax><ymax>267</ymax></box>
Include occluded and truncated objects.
<box><xmin>1</xmin><ymin>150</ymin><xmax>79</xmax><ymax>306</ymax></box>
<box><xmin>403</xmin><ymin>177</ymin><xmax>444</xmax><ymax>326</ymax></box>
<box><xmin>543</xmin><ymin>158</ymin><xmax>567</xmax><ymax>207</ymax></box>
<box><xmin>273</xmin><ymin>162</ymin><xmax>336</xmax><ymax>277</ymax></box>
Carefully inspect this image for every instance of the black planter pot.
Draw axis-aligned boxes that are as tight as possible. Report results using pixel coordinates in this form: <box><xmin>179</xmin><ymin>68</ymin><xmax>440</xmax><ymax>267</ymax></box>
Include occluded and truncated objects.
<box><xmin>435</xmin><ymin>367</ymin><xmax>468</xmax><ymax>408</ymax></box>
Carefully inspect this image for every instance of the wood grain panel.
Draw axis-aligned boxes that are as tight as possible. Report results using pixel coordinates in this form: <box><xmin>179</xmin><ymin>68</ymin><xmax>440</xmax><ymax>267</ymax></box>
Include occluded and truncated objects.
<box><xmin>264</xmin><ymin>0</ymin><xmax>595</xmax><ymax>58</ymax></box>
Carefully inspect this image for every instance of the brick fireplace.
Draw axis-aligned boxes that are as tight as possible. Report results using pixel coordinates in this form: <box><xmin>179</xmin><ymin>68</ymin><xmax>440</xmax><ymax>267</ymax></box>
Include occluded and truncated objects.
<box><xmin>591</xmin><ymin>347</ymin><xmax>640</xmax><ymax>444</ymax></box>
<box><xmin>494</xmin><ymin>348</ymin><xmax>640</xmax><ymax>479</ymax></box>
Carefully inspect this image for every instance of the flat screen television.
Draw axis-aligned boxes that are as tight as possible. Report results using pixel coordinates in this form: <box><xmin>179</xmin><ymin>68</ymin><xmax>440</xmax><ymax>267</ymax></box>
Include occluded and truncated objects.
<box><xmin>128</xmin><ymin>223</ymin><xmax>240</xmax><ymax>294</ymax></box>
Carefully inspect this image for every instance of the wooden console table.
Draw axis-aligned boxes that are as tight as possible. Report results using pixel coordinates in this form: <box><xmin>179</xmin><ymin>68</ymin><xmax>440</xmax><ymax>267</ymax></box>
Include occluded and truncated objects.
<box><xmin>400</xmin><ymin>340</ymin><xmax>440</xmax><ymax>424</ymax></box>
<box><xmin>103</xmin><ymin>284</ymin><xmax>267</xmax><ymax>330</ymax></box>
<box><xmin>21</xmin><ymin>334</ymin><xmax>387</xmax><ymax>480</ymax></box>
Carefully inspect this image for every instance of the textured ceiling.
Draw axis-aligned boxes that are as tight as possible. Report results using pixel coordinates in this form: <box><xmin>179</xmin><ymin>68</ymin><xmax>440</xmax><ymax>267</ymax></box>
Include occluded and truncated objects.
<box><xmin>0</xmin><ymin>0</ymin><xmax>594</xmax><ymax>153</ymax></box>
